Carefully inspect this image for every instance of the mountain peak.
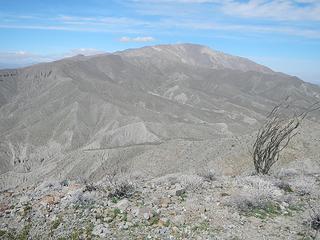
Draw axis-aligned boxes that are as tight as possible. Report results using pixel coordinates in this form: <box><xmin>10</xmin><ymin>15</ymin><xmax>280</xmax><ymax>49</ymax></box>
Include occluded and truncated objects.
<box><xmin>117</xmin><ymin>43</ymin><xmax>273</xmax><ymax>74</ymax></box>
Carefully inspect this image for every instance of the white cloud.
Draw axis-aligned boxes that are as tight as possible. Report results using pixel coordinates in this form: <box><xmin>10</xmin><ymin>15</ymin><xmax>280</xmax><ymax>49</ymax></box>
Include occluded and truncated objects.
<box><xmin>119</xmin><ymin>36</ymin><xmax>155</xmax><ymax>42</ymax></box>
<box><xmin>131</xmin><ymin>0</ymin><xmax>222</xmax><ymax>3</ymax></box>
<box><xmin>294</xmin><ymin>0</ymin><xmax>318</xmax><ymax>3</ymax></box>
<box><xmin>0</xmin><ymin>48</ymin><xmax>105</xmax><ymax>69</ymax></box>
<box><xmin>63</xmin><ymin>48</ymin><xmax>105</xmax><ymax>57</ymax></box>
<box><xmin>0</xmin><ymin>23</ymin><xmax>144</xmax><ymax>34</ymax></box>
<box><xmin>0</xmin><ymin>1</ymin><xmax>319</xmax><ymax>41</ymax></box>
<box><xmin>221</xmin><ymin>0</ymin><xmax>320</xmax><ymax>21</ymax></box>
<box><xmin>131</xmin><ymin>0</ymin><xmax>320</xmax><ymax>21</ymax></box>
<box><xmin>0</xmin><ymin>14</ymin><xmax>151</xmax><ymax>34</ymax></box>
<box><xmin>174</xmin><ymin>20</ymin><xmax>320</xmax><ymax>39</ymax></box>
<box><xmin>56</xmin><ymin>15</ymin><xmax>149</xmax><ymax>26</ymax></box>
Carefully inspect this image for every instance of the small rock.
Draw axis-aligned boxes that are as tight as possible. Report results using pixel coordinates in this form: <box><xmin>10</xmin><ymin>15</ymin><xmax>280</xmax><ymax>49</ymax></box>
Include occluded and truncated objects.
<box><xmin>201</xmin><ymin>213</ymin><xmax>207</xmax><ymax>220</ymax></box>
<box><xmin>19</xmin><ymin>196</ymin><xmax>30</xmax><ymax>205</ymax></box>
<box><xmin>119</xmin><ymin>222</ymin><xmax>129</xmax><ymax>230</ymax></box>
<box><xmin>172</xmin><ymin>226</ymin><xmax>179</xmax><ymax>234</ymax></box>
<box><xmin>104</xmin><ymin>217</ymin><xmax>113</xmax><ymax>223</ymax></box>
<box><xmin>92</xmin><ymin>224</ymin><xmax>110</xmax><ymax>238</ymax></box>
<box><xmin>4</xmin><ymin>191</ymin><xmax>14</xmax><ymax>197</ymax></box>
<box><xmin>135</xmin><ymin>207</ymin><xmax>153</xmax><ymax>220</ymax></box>
<box><xmin>0</xmin><ymin>204</ymin><xmax>9</xmax><ymax>213</ymax></box>
<box><xmin>172</xmin><ymin>215</ymin><xmax>185</xmax><ymax>226</ymax></box>
<box><xmin>144</xmin><ymin>212</ymin><xmax>151</xmax><ymax>220</ymax></box>
<box><xmin>40</xmin><ymin>195</ymin><xmax>60</xmax><ymax>206</ymax></box>
<box><xmin>220</xmin><ymin>192</ymin><xmax>230</xmax><ymax>197</ymax></box>
<box><xmin>126</xmin><ymin>214</ymin><xmax>133</xmax><ymax>222</ymax></box>
<box><xmin>66</xmin><ymin>184</ymin><xmax>81</xmax><ymax>192</ymax></box>
<box><xmin>1</xmin><ymin>223</ymin><xmax>8</xmax><ymax>228</ymax></box>
<box><xmin>116</xmin><ymin>199</ymin><xmax>129</xmax><ymax>212</ymax></box>
<box><xmin>159</xmin><ymin>227</ymin><xmax>169</xmax><ymax>235</ymax></box>
<box><xmin>159</xmin><ymin>198</ymin><xmax>171</xmax><ymax>208</ymax></box>
<box><xmin>158</xmin><ymin>218</ymin><xmax>169</xmax><ymax>227</ymax></box>
<box><xmin>131</xmin><ymin>207</ymin><xmax>140</xmax><ymax>216</ymax></box>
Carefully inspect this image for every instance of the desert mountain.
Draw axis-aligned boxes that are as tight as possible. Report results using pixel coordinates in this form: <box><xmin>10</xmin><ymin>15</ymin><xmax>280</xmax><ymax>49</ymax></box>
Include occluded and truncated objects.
<box><xmin>0</xmin><ymin>43</ymin><xmax>319</xmax><ymax>190</ymax></box>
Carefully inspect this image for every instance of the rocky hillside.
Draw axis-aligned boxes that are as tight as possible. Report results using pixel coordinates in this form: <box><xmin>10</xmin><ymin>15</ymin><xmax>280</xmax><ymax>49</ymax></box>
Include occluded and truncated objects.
<box><xmin>0</xmin><ymin>44</ymin><xmax>319</xmax><ymax>190</ymax></box>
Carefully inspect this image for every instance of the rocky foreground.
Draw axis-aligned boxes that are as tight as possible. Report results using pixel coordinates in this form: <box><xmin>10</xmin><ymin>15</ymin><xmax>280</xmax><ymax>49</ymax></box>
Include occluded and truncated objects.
<box><xmin>0</xmin><ymin>160</ymin><xmax>319</xmax><ymax>240</ymax></box>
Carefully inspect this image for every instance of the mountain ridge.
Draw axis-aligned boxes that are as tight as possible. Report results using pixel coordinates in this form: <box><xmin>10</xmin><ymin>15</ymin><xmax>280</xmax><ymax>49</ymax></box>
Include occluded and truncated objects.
<box><xmin>0</xmin><ymin>43</ymin><xmax>319</xmax><ymax>190</ymax></box>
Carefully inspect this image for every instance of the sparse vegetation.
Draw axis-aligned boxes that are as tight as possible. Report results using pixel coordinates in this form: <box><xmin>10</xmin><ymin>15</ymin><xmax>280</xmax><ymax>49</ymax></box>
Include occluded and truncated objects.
<box><xmin>60</xmin><ymin>179</ymin><xmax>69</xmax><ymax>187</ymax></box>
<box><xmin>111</xmin><ymin>196</ymin><xmax>119</xmax><ymax>203</ymax></box>
<box><xmin>16</xmin><ymin>224</ymin><xmax>32</xmax><ymax>240</ymax></box>
<box><xmin>70</xmin><ymin>229</ymin><xmax>82</xmax><ymax>240</ymax></box>
<box><xmin>230</xmin><ymin>176</ymin><xmax>282</xmax><ymax>213</ymax></box>
<box><xmin>85</xmin><ymin>222</ymin><xmax>94</xmax><ymax>239</ymax></box>
<box><xmin>253</xmin><ymin>100</ymin><xmax>320</xmax><ymax>174</ymax></box>
<box><xmin>108</xmin><ymin>180</ymin><xmax>135</xmax><ymax>199</ymax></box>
<box><xmin>308</xmin><ymin>204</ymin><xmax>320</xmax><ymax>238</ymax></box>
<box><xmin>113</xmin><ymin>208</ymin><xmax>121</xmax><ymax>216</ymax></box>
<box><xmin>311</xmin><ymin>214</ymin><xmax>320</xmax><ymax>232</ymax></box>
<box><xmin>22</xmin><ymin>204</ymin><xmax>32</xmax><ymax>217</ymax></box>
<box><xmin>148</xmin><ymin>211</ymin><xmax>160</xmax><ymax>226</ymax></box>
<box><xmin>0</xmin><ymin>230</ymin><xmax>6</xmax><ymax>236</ymax></box>
<box><xmin>51</xmin><ymin>216</ymin><xmax>63</xmax><ymax>232</ymax></box>
<box><xmin>105</xmin><ymin>161</ymin><xmax>135</xmax><ymax>199</ymax></box>
<box><xmin>178</xmin><ymin>192</ymin><xmax>188</xmax><ymax>202</ymax></box>
<box><xmin>191</xmin><ymin>220</ymin><xmax>210</xmax><ymax>232</ymax></box>
<box><xmin>84</xmin><ymin>183</ymin><xmax>97</xmax><ymax>192</ymax></box>
<box><xmin>197</xmin><ymin>168</ymin><xmax>216</xmax><ymax>182</ymax></box>
<box><xmin>276</xmin><ymin>181</ymin><xmax>294</xmax><ymax>193</ymax></box>
<box><xmin>246</xmin><ymin>202</ymin><xmax>282</xmax><ymax>219</ymax></box>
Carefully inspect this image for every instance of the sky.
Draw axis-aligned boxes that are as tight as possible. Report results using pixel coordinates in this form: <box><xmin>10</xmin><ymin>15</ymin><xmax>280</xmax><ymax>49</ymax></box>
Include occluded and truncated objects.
<box><xmin>0</xmin><ymin>0</ymin><xmax>319</xmax><ymax>84</ymax></box>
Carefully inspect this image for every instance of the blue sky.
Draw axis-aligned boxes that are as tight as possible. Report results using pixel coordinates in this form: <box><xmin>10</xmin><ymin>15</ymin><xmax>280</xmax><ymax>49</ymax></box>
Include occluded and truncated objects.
<box><xmin>0</xmin><ymin>0</ymin><xmax>319</xmax><ymax>84</ymax></box>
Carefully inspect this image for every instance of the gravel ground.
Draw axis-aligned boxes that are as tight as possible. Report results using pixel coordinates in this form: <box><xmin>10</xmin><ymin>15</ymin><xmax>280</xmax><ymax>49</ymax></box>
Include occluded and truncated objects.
<box><xmin>1</xmin><ymin>161</ymin><xmax>319</xmax><ymax>240</ymax></box>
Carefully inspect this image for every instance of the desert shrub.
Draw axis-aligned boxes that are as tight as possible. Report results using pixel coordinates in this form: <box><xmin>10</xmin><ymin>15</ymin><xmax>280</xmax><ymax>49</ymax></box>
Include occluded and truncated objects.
<box><xmin>230</xmin><ymin>176</ymin><xmax>283</xmax><ymax>212</ymax></box>
<box><xmin>16</xmin><ymin>223</ymin><xmax>32</xmax><ymax>240</ymax></box>
<box><xmin>197</xmin><ymin>168</ymin><xmax>217</xmax><ymax>182</ymax></box>
<box><xmin>148</xmin><ymin>211</ymin><xmax>160</xmax><ymax>226</ymax></box>
<box><xmin>104</xmin><ymin>162</ymin><xmax>135</xmax><ymax>200</ymax></box>
<box><xmin>311</xmin><ymin>213</ymin><xmax>320</xmax><ymax>232</ymax></box>
<box><xmin>67</xmin><ymin>189</ymin><xmax>97</xmax><ymax>205</ymax></box>
<box><xmin>252</xmin><ymin>100</ymin><xmax>319</xmax><ymax>175</ymax></box>
<box><xmin>84</xmin><ymin>183</ymin><xmax>97</xmax><ymax>192</ymax></box>
<box><xmin>275</xmin><ymin>181</ymin><xmax>294</xmax><ymax>193</ymax></box>
<box><xmin>306</xmin><ymin>203</ymin><xmax>320</xmax><ymax>239</ymax></box>
<box><xmin>82</xmin><ymin>191</ymin><xmax>99</xmax><ymax>203</ymax></box>
<box><xmin>60</xmin><ymin>179</ymin><xmax>69</xmax><ymax>187</ymax></box>
<box><xmin>179</xmin><ymin>174</ymin><xmax>203</xmax><ymax>191</ymax></box>
<box><xmin>108</xmin><ymin>180</ymin><xmax>135</xmax><ymax>199</ymax></box>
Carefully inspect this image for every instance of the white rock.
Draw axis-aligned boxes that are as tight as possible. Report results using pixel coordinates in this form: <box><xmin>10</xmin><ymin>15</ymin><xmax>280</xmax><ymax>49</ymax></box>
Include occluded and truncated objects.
<box><xmin>116</xmin><ymin>198</ymin><xmax>129</xmax><ymax>212</ymax></box>
<box><xmin>92</xmin><ymin>224</ymin><xmax>110</xmax><ymax>238</ymax></box>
